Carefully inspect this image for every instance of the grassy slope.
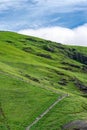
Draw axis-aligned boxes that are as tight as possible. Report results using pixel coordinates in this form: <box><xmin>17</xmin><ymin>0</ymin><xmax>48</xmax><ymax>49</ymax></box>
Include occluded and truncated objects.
<box><xmin>0</xmin><ymin>31</ymin><xmax>87</xmax><ymax>130</ymax></box>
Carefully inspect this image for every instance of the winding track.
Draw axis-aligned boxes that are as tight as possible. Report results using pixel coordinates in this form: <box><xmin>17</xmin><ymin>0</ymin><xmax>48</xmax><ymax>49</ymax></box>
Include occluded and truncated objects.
<box><xmin>26</xmin><ymin>94</ymin><xmax>68</xmax><ymax>130</ymax></box>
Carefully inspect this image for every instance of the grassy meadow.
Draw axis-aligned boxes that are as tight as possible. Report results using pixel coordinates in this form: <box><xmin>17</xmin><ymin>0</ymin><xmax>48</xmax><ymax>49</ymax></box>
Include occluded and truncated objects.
<box><xmin>0</xmin><ymin>31</ymin><xmax>87</xmax><ymax>130</ymax></box>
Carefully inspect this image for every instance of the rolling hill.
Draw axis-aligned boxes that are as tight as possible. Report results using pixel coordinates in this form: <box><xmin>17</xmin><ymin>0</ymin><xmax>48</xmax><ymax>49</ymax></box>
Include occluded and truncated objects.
<box><xmin>0</xmin><ymin>31</ymin><xmax>87</xmax><ymax>130</ymax></box>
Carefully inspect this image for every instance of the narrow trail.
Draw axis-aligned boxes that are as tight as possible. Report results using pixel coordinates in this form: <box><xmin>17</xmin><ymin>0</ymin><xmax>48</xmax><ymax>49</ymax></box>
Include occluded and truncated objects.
<box><xmin>0</xmin><ymin>71</ymin><xmax>69</xmax><ymax>130</ymax></box>
<box><xmin>26</xmin><ymin>94</ymin><xmax>68</xmax><ymax>130</ymax></box>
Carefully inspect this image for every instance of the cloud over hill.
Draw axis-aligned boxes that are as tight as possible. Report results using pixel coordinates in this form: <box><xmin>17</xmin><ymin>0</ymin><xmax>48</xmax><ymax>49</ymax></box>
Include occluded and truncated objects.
<box><xmin>19</xmin><ymin>24</ymin><xmax>87</xmax><ymax>46</ymax></box>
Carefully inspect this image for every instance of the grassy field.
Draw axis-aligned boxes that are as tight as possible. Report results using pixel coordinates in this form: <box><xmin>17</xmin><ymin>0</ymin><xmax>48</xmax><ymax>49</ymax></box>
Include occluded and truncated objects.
<box><xmin>0</xmin><ymin>73</ymin><xmax>59</xmax><ymax>130</ymax></box>
<box><xmin>31</xmin><ymin>95</ymin><xmax>87</xmax><ymax>130</ymax></box>
<box><xmin>0</xmin><ymin>31</ymin><xmax>87</xmax><ymax>130</ymax></box>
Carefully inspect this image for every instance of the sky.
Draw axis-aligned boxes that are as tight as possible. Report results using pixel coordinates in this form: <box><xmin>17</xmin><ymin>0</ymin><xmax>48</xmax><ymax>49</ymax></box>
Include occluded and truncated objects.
<box><xmin>0</xmin><ymin>0</ymin><xmax>87</xmax><ymax>46</ymax></box>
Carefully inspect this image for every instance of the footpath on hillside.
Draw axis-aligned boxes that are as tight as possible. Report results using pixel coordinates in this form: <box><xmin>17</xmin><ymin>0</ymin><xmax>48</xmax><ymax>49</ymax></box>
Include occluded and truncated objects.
<box><xmin>26</xmin><ymin>94</ymin><xmax>68</xmax><ymax>130</ymax></box>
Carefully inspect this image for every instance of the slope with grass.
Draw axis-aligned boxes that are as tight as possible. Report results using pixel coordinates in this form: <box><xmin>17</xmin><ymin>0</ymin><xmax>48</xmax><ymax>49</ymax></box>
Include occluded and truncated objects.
<box><xmin>0</xmin><ymin>31</ymin><xmax>87</xmax><ymax>130</ymax></box>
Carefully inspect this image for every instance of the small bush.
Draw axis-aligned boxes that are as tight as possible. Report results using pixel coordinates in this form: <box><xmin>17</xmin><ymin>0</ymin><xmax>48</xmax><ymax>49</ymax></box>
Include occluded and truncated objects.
<box><xmin>37</xmin><ymin>53</ymin><xmax>52</xmax><ymax>59</ymax></box>
<box><xmin>22</xmin><ymin>47</ymin><xmax>33</xmax><ymax>53</ymax></box>
<box><xmin>25</xmin><ymin>37</ymin><xmax>37</xmax><ymax>42</ymax></box>
<box><xmin>58</xmin><ymin>78</ymin><xmax>68</xmax><ymax>86</ymax></box>
<box><xmin>25</xmin><ymin>74</ymin><xmax>40</xmax><ymax>82</ymax></box>
<box><xmin>43</xmin><ymin>45</ymin><xmax>55</xmax><ymax>52</ymax></box>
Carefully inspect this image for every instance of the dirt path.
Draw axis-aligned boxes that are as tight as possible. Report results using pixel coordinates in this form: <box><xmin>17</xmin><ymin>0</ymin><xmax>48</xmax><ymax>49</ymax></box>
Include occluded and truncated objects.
<box><xmin>0</xmin><ymin>71</ymin><xmax>69</xmax><ymax>130</ymax></box>
<box><xmin>26</xmin><ymin>94</ymin><xmax>68</xmax><ymax>130</ymax></box>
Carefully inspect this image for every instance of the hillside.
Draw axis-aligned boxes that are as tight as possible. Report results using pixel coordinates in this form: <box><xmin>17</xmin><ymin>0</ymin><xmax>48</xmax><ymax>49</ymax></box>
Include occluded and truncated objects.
<box><xmin>0</xmin><ymin>31</ymin><xmax>87</xmax><ymax>130</ymax></box>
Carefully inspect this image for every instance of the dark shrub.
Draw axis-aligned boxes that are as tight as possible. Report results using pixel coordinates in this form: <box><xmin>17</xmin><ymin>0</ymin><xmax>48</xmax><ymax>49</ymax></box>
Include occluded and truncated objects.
<box><xmin>22</xmin><ymin>47</ymin><xmax>33</xmax><ymax>53</ymax></box>
<box><xmin>37</xmin><ymin>53</ymin><xmax>52</xmax><ymax>59</ymax></box>
<box><xmin>43</xmin><ymin>45</ymin><xmax>55</xmax><ymax>52</ymax></box>
<box><xmin>6</xmin><ymin>40</ymin><xmax>13</xmax><ymax>44</ymax></box>
<box><xmin>58</xmin><ymin>78</ymin><xmax>68</xmax><ymax>86</ymax></box>
<box><xmin>25</xmin><ymin>74</ymin><xmax>39</xmax><ymax>82</ymax></box>
<box><xmin>25</xmin><ymin>37</ymin><xmax>37</xmax><ymax>42</ymax></box>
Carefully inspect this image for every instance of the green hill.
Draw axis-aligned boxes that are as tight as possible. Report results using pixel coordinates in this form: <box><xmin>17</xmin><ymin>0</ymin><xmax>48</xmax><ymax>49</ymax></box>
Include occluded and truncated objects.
<box><xmin>0</xmin><ymin>31</ymin><xmax>87</xmax><ymax>130</ymax></box>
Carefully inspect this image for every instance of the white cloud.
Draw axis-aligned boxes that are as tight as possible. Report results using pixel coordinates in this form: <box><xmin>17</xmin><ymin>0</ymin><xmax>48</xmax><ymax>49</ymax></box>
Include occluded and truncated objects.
<box><xmin>34</xmin><ymin>0</ymin><xmax>87</xmax><ymax>13</ymax></box>
<box><xmin>0</xmin><ymin>0</ymin><xmax>87</xmax><ymax>12</ymax></box>
<box><xmin>36</xmin><ymin>0</ymin><xmax>87</xmax><ymax>6</ymax></box>
<box><xmin>0</xmin><ymin>0</ymin><xmax>28</xmax><ymax>11</ymax></box>
<box><xmin>18</xmin><ymin>24</ymin><xmax>87</xmax><ymax>46</ymax></box>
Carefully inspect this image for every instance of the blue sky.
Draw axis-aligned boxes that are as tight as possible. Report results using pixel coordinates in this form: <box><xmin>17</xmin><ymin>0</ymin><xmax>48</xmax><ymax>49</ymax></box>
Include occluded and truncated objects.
<box><xmin>0</xmin><ymin>0</ymin><xmax>87</xmax><ymax>46</ymax></box>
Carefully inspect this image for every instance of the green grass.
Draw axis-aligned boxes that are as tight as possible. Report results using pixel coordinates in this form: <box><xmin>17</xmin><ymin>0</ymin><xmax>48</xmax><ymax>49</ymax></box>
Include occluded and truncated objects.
<box><xmin>31</xmin><ymin>96</ymin><xmax>87</xmax><ymax>130</ymax></box>
<box><xmin>0</xmin><ymin>31</ymin><xmax>87</xmax><ymax>130</ymax></box>
<box><xmin>0</xmin><ymin>73</ymin><xmax>58</xmax><ymax>130</ymax></box>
